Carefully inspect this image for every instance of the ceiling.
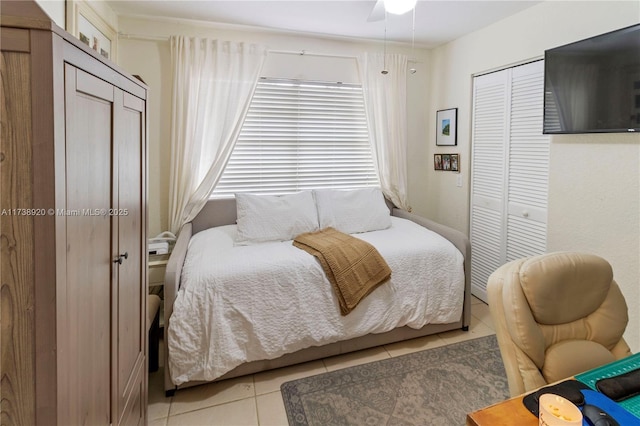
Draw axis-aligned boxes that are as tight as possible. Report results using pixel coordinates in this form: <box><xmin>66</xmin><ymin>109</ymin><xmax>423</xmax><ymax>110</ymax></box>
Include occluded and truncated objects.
<box><xmin>107</xmin><ymin>0</ymin><xmax>542</xmax><ymax>48</ymax></box>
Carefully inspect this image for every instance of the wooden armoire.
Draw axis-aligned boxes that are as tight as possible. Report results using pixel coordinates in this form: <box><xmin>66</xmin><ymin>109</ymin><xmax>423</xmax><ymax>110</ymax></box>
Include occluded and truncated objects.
<box><xmin>1</xmin><ymin>2</ymin><xmax>148</xmax><ymax>425</ymax></box>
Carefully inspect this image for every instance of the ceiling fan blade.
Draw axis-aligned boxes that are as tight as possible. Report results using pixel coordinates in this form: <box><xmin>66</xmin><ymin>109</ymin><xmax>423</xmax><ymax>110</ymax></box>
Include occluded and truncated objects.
<box><xmin>367</xmin><ymin>0</ymin><xmax>385</xmax><ymax>22</ymax></box>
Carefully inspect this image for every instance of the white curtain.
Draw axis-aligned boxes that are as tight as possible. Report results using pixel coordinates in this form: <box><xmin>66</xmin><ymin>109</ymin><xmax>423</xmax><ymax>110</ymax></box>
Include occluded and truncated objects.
<box><xmin>168</xmin><ymin>37</ymin><xmax>267</xmax><ymax>233</ymax></box>
<box><xmin>358</xmin><ymin>52</ymin><xmax>409</xmax><ymax>210</ymax></box>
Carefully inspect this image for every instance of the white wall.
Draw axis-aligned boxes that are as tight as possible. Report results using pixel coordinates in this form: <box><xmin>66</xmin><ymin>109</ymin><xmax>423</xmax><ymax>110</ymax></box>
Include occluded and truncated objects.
<box><xmin>547</xmin><ymin>134</ymin><xmax>639</xmax><ymax>350</ymax></box>
<box><xmin>425</xmin><ymin>1</ymin><xmax>640</xmax><ymax>351</ymax></box>
<box><xmin>35</xmin><ymin>0</ymin><xmax>65</xmax><ymax>28</ymax></box>
<box><xmin>84</xmin><ymin>0</ymin><xmax>118</xmax><ymax>30</ymax></box>
<box><xmin>117</xmin><ymin>16</ymin><xmax>430</xmax><ymax>238</ymax></box>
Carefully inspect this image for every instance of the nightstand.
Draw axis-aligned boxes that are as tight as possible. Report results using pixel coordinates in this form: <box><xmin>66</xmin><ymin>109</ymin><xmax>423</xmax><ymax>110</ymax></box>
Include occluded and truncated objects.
<box><xmin>149</xmin><ymin>253</ymin><xmax>170</xmax><ymax>287</ymax></box>
<box><xmin>148</xmin><ymin>252</ymin><xmax>170</xmax><ymax>330</ymax></box>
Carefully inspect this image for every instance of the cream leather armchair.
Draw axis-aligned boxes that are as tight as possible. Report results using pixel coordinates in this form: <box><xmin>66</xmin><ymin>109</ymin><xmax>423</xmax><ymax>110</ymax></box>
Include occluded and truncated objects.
<box><xmin>487</xmin><ymin>252</ymin><xmax>631</xmax><ymax>397</ymax></box>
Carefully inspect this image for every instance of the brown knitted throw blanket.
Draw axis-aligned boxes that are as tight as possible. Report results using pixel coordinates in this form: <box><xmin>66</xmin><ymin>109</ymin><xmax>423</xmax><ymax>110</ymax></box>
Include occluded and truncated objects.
<box><xmin>293</xmin><ymin>227</ymin><xmax>391</xmax><ymax>315</ymax></box>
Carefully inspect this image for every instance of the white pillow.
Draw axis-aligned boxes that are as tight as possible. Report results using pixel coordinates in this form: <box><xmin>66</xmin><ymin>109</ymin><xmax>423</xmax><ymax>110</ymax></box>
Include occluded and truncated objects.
<box><xmin>235</xmin><ymin>191</ymin><xmax>319</xmax><ymax>245</ymax></box>
<box><xmin>314</xmin><ymin>188</ymin><xmax>391</xmax><ymax>234</ymax></box>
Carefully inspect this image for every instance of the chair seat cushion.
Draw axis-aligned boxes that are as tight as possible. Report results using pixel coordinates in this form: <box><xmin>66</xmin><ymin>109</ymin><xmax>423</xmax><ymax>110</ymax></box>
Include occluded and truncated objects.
<box><xmin>542</xmin><ymin>339</ymin><xmax>615</xmax><ymax>383</ymax></box>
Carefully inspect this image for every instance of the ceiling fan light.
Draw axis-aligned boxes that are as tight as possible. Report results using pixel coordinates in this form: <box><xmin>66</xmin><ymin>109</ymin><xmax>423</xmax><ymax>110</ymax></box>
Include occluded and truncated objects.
<box><xmin>384</xmin><ymin>0</ymin><xmax>417</xmax><ymax>15</ymax></box>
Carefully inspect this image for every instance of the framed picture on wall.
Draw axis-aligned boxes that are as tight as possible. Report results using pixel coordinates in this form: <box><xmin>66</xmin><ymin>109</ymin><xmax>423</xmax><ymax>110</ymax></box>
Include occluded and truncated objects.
<box><xmin>436</xmin><ymin>108</ymin><xmax>458</xmax><ymax>146</ymax></box>
<box><xmin>450</xmin><ymin>154</ymin><xmax>459</xmax><ymax>172</ymax></box>
<box><xmin>442</xmin><ymin>154</ymin><xmax>451</xmax><ymax>171</ymax></box>
<box><xmin>67</xmin><ymin>0</ymin><xmax>117</xmax><ymax>61</ymax></box>
<box><xmin>434</xmin><ymin>154</ymin><xmax>443</xmax><ymax>170</ymax></box>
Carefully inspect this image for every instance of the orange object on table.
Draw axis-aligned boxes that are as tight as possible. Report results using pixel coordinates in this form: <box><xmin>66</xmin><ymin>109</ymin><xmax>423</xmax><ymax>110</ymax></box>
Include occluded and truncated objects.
<box><xmin>466</xmin><ymin>392</ymin><xmax>539</xmax><ymax>426</ymax></box>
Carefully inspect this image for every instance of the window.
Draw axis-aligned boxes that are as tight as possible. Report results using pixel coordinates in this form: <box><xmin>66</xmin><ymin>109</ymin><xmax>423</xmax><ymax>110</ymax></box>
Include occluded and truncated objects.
<box><xmin>211</xmin><ymin>78</ymin><xmax>379</xmax><ymax>198</ymax></box>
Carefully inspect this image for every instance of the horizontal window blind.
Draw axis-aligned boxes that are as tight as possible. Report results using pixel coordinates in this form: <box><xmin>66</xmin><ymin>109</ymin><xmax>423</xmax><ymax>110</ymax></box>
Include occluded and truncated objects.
<box><xmin>212</xmin><ymin>78</ymin><xmax>379</xmax><ymax>198</ymax></box>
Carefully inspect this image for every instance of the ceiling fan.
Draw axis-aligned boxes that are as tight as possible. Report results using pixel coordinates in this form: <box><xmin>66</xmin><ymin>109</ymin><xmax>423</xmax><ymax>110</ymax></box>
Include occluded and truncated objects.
<box><xmin>369</xmin><ymin>0</ymin><xmax>419</xmax><ymax>75</ymax></box>
<box><xmin>367</xmin><ymin>0</ymin><xmax>418</xmax><ymax>22</ymax></box>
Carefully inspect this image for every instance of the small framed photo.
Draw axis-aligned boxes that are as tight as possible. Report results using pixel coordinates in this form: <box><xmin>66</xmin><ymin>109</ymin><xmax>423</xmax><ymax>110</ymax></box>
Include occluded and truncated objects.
<box><xmin>442</xmin><ymin>154</ymin><xmax>451</xmax><ymax>171</ymax></box>
<box><xmin>67</xmin><ymin>0</ymin><xmax>117</xmax><ymax>60</ymax></box>
<box><xmin>450</xmin><ymin>154</ymin><xmax>459</xmax><ymax>172</ymax></box>
<box><xmin>79</xmin><ymin>32</ymin><xmax>90</xmax><ymax>46</ymax></box>
<box><xmin>436</xmin><ymin>108</ymin><xmax>457</xmax><ymax>146</ymax></box>
<box><xmin>434</xmin><ymin>154</ymin><xmax>443</xmax><ymax>170</ymax></box>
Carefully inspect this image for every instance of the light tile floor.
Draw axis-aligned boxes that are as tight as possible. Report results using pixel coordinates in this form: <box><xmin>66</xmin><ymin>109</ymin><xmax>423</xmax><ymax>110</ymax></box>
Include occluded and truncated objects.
<box><xmin>149</xmin><ymin>296</ymin><xmax>495</xmax><ymax>426</ymax></box>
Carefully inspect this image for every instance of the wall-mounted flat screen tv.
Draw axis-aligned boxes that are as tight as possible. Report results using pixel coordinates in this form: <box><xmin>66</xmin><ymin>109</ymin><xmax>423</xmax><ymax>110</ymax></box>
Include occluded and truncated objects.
<box><xmin>543</xmin><ymin>24</ymin><xmax>640</xmax><ymax>134</ymax></box>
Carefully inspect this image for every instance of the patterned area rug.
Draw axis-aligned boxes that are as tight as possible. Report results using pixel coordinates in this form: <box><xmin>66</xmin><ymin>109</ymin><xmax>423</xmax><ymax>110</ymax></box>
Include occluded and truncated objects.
<box><xmin>281</xmin><ymin>335</ymin><xmax>509</xmax><ymax>426</ymax></box>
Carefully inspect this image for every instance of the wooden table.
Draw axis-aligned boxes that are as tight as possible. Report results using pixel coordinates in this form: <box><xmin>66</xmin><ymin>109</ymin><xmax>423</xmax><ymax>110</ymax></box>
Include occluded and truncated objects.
<box><xmin>466</xmin><ymin>392</ymin><xmax>538</xmax><ymax>426</ymax></box>
<box><xmin>469</xmin><ymin>353</ymin><xmax>640</xmax><ymax>425</ymax></box>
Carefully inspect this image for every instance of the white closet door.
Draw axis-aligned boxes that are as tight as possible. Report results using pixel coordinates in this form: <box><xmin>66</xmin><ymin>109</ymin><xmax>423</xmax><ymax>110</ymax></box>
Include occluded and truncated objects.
<box><xmin>470</xmin><ymin>69</ymin><xmax>509</xmax><ymax>300</ymax></box>
<box><xmin>470</xmin><ymin>60</ymin><xmax>549</xmax><ymax>301</ymax></box>
<box><xmin>507</xmin><ymin>61</ymin><xmax>548</xmax><ymax>261</ymax></box>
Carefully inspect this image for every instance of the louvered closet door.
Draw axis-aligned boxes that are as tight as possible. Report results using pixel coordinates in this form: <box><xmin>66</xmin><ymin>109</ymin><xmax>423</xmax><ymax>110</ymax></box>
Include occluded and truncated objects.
<box><xmin>470</xmin><ymin>60</ymin><xmax>549</xmax><ymax>301</ymax></box>
<box><xmin>470</xmin><ymin>70</ymin><xmax>509</xmax><ymax>300</ymax></box>
<box><xmin>507</xmin><ymin>61</ymin><xmax>548</xmax><ymax>261</ymax></box>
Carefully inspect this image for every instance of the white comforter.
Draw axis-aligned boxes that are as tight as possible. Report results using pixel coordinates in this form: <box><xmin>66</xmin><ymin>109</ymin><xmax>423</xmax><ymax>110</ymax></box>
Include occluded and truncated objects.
<box><xmin>168</xmin><ymin>217</ymin><xmax>464</xmax><ymax>385</ymax></box>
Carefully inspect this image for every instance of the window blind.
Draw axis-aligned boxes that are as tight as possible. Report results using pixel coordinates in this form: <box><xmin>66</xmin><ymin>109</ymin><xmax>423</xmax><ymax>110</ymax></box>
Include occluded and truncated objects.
<box><xmin>212</xmin><ymin>78</ymin><xmax>379</xmax><ymax>198</ymax></box>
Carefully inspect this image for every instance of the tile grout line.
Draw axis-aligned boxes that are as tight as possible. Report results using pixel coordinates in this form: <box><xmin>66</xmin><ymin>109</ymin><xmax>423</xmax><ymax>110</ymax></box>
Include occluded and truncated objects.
<box><xmin>169</xmin><ymin>396</ymin><xmax>260</xmax><ymax>421</ymax></box>
<box><xmin>252</xmin><ymin>373</ymin><xmax>258</xmax><ymax>397</ymax></box>
<box><xmin>321</xmin><ymin>358</ymin><xmax>328</xmax><ymax>371</ymax></box>
<box><xmin>383</xmin><ymin>344</ymin><xmax>393</xmax><ymax>358</ymax></box>
<box><xmin>254</xmin><ymin>393</ymin><xmax>261</xmax><ymax>426</ymax></box>
<box><xmin>252</xmin><ymin>371</ymin><xmax>264</xmax><ymax>426</ymax></box>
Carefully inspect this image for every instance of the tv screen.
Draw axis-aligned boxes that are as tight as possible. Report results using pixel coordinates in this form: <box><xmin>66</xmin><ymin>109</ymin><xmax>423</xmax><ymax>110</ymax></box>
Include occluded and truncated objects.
<box><xmin>543</xmin><ymin>24</ymin><xmax>640</xmax><ymax>134</ymax></box>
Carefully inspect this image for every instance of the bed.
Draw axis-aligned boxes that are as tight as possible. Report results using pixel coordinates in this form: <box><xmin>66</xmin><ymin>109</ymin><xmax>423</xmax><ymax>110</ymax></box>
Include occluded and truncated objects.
<box><xmin>163</xmin><ymin>191</ymin><xmax>471</xmax><ymax>396</ymax></box>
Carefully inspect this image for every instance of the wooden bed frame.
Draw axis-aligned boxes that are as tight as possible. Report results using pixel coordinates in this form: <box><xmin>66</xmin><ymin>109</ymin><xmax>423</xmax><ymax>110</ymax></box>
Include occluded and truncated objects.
<box><xmin>163</xmin><ymin>198</ymin><xmax>472</xmax><ymax>396</ymax></box>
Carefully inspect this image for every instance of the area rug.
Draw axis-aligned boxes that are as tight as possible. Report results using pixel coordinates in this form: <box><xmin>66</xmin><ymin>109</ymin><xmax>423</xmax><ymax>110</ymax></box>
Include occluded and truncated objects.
<box><xmin>281</xmin><ymin>335</ymin><xmax>509</xmax><ymax>426</ymax></box>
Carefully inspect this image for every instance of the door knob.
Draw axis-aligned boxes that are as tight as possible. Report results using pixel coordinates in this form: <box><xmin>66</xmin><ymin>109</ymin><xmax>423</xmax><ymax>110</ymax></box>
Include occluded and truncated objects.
<box><xmin>113</xmin><ymin>252</ymin><xmax>129</xmax><ymax>264</ymax></box>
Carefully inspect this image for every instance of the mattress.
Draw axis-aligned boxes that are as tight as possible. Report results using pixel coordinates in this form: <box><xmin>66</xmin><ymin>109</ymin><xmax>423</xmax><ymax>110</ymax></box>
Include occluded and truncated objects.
<box><xmin>167</xmin><ymin>216</ymin><xmax>465</xmax><ymax>385</ymax></box>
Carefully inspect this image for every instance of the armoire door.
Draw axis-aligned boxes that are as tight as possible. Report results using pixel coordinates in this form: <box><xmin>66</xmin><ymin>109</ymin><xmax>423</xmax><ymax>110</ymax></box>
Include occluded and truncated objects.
<box><xmin>112</xmin><ymin>89</ymin><xmax>147</xmax><ymax>426</ymax></box>
<box><xmin>63</xmin><ymin>64</ymin><xmax>114</xmax><ymax>426</ymax></box>
<box><xmin>470</xmin><ymin>60</ymin><xmax>549</xmax><ymax>301</ymax></box>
